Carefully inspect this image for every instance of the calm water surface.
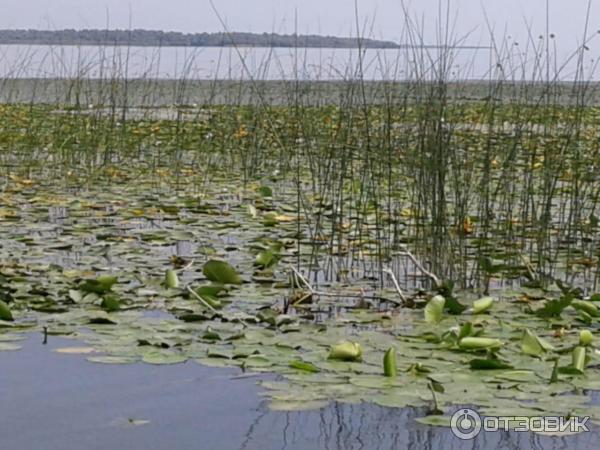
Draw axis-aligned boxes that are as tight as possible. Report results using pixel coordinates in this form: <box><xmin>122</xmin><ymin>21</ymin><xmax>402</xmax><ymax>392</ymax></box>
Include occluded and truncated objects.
<box><xmin>1</xmin><ymin>334</ymin><xmax>597</xmax><ymax>450</ymax></box>
<box><xmin>2</xmin><ymin>44</ymin><xmax>593</xmax><ymax>81</ymax></box>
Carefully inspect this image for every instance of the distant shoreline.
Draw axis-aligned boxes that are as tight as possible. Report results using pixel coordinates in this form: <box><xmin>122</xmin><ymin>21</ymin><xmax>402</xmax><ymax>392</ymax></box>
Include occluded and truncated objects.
<box><xmin>0</xmin><ymin>43</ymin><xmax>490</xmax><ymax>51</ymax></box>
<box><xmin>0</xmin><ymin>29</ymin><xmax>490</xmax><ymax>50</ymax></box>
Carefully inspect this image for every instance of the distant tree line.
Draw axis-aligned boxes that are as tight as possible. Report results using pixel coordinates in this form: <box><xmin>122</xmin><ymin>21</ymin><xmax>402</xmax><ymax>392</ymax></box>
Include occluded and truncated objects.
<box><xmin>0</xmin><ymin>29</ymin><xmax>403</xmax><ymax>48</ymax></box>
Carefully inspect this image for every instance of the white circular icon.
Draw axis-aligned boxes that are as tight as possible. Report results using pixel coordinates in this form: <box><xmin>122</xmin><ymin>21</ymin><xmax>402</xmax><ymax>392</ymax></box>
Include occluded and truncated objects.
<box><xmin>450</xmin><ymin>408</ymin><xmax>482</xmax><ymax>440</ymax></box>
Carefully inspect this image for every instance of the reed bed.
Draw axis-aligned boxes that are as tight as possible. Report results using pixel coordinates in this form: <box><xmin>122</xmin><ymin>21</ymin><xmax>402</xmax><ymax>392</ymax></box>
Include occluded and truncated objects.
<box><xmin>2</xmin><ymin>10</ymin><xmax>600</xmax><ymax>297</ymax></box>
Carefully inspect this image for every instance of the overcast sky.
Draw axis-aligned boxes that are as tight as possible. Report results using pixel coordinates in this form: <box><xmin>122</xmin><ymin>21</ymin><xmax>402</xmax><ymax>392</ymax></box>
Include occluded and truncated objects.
<box><xmin>2</xmin><ymin>0</ymin><xmax>599</xmax><ymax>52</ymax></box>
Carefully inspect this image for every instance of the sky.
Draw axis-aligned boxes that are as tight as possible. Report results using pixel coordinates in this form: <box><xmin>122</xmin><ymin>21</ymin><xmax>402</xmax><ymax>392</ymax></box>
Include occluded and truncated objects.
<box><xmin>1</xmin><ymin>0</ymin><xmax>599</xmax><ymax>53</ymax></box>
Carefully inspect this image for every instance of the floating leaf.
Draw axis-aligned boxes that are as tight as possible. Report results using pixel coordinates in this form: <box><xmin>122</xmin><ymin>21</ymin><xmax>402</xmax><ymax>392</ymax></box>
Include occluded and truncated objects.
<box><xmin>202</xmin><ymin>327</ymin><xmax>221</xmax><ymax>341</ymax></box>
<box><xmin>492</xmin><ymin>370</ymin><xmax>537</xmax><ymax>382</ymax></box>
<box><xmin>68</xmin><ymin>289</ymin><xmax>83</xmax><ymax>303</ymax></box>
<box><xmin>178</xmin><ymin>313</ymin><xmax>212</xmax><ymax>322</ymax></box>
<box><xmin>88</xmin><ymin>314</ymin><xmax>117</xmax><ymax>325</ymax></box>
<box><xmin>0</xmin><ymin>300</ymin><xmax>13</xmax><ymax>321</ymax></box>
<box><xmin>196</xmin><ymin>285</ymin><xmax>226</xmax><ymax>297</ymax></box>
<box><xmin>195</xmin><ymin>284</ymin><xmax>225</xmax><ymax>309</ymax></box>
<box><xmin>254</xmin><ymin>247</ymin><xmax>280</xmax><ymax>269</ymax></box>
<box><xmin>87</xmin><ymin>356</ymin><xmax>138</xmax><ymax>364</ymax></box>
<box><xmin>243</xmin><ymin>354</ymin><xmax>273</xmax><ymax>368</ymax></box>
<box><xmin>444</xmin><ymin>296</ymin><xmax>467</xmax><ymax>314</ymax></box>
<box><xmin>521</xmin><ymin>329</ymin><xmax>554</xmax><ymax>356</ymax></box>
<box><xmin>534</xmin><ymin>427</ymin><xmax>587</xmax><ymax>437</ymax></box>
<box><xmin>256</xmin><ymin>308</ymin><xmax>279</xmax><ymax>325</ymax></box>
<box><xmin>535</xmin><ymin>295</ymin><xmax>573</xmax><ymax>318</ymax></box>
<box><xmin>415</xmin><ymin>415</ymin><xmax>451</xmax><ymax>427</ymax></box>
<box><xmin>141</xmin><ymin>350</ymin><xmax>187</xmax><ymax>365</ymax></box>
<box><xmin>469</xmin><ymin>358</ymin><xmax>513</xmax><ymax>370</ymax></box>
<box><xmin>373</xmin><ymin>392</ymin><xmax>423</xmax><ymax>409</ymax></box>
<box><xmin>203</xmin><ymin>260</ymin><xmax>242</xmax><ymax>285</ymax></box>
<box><xmin>349</xmin><ymin>374</ymin><xmax>403</xmax><ymax>389</ymax></box>
<box><xmin>406</xmin><ymin>362</ymin><xmax>432</xmax><ymax>374</ymax></box>
<box><xmin>101</xmin><ymin>294</ymin><xmax>121</xmax><ymax>312</ymax></box>
<box><xmin>289</xmin><ymin>360</ymin><xmax>320</xmax><ymax>373</ymax></box>
<box><xmin>558</xmin><ymin>366</ymin><xmax>584</xmax><ymax>375</ymax></box>
<box><xmin>258</xmin><ymin>186</ymin><xmax>273</xmax><ymax>197</ymax></box>
<box><xmin>79</xmin><ymin>275</ymin><xmax>118</xmax><ymax>294</ymax></box>
<box><xmin>425</xmin><ymin>295</ymin><xmax>445</xmax><ymax>324</ymax></box>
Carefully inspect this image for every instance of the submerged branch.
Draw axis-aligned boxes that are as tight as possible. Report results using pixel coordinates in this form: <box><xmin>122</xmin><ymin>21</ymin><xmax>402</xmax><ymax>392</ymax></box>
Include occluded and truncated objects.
<box><xmin>383</xmin><ymin>268</ymin><xmax>407</xmax><ymax>305</ymax></box>
<box><xmin>186</xmin><ymin>285</ymin><xmax>216</xmax><ymax>312</ymax></box>
<box><xmin>399</xmin><ymin>248</ymin><xmax>442</xmax><ymax>289</ymax></box>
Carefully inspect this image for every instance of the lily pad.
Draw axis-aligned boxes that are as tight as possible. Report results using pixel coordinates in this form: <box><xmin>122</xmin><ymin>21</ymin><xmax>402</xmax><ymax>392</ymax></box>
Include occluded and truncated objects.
<box><xmin>141</xmin><ymin>350</ymin><xmax>188</xmax><ymax>365</ymax></box>
<box><xmin>203</xmin><ymin>260</ymin><xmax>242</xmax><ymax>285</ymax></box>
<box><xmin>0</xmin><ymin>300</ymin><xmax>14</xmax><ymax>321</ymax></box>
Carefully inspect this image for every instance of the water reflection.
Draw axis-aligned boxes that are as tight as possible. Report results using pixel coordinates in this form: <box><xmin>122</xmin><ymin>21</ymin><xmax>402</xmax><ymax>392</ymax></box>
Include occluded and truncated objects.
<box><xmin>48</xmin><ymin>205</ymin><xmax>69</xmax><ymax>224</ymax></box>
<box><xmin>240</xmin><ymin>402</ymin><xmax>596</xmax><ymax>450</ymax></box>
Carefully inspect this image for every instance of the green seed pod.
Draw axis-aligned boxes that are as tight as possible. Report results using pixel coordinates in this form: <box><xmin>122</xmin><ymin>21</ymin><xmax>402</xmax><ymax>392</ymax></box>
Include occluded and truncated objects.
<box><xmin>165</xmin><ymin>269</ymin><xmax>179</xmax><ymax>289</ymax></box>
<box><xmin>383</xmin><ymin>347</ymin><xmax>397</xmax><ymax>377</ymax></box>
<box><xmin>425</xmin><ymin>295</ymin><xmax>445</xmax><ymax>324</ymax></box>
<box><xmin>328</xmin><ymin>341</ymin><xmax>362</xmax><ymax>361</ymax></box>
<box><xmin>572</xmin><ymin>346</ymin><xmax>587</xmax><ymax>372</ymax></box>
<box><xmin>571</xmin><ymin>300</ymin><xmax>600</xmax><ymax>317</ymax></box>
<box><xmin>472</xmin><ymin>296</ymin><xmax>495</xmax><ymax>314</ymax></box>
<box><xmin>458</xmin><ymin>337</ymin><xmax>502</xmax><ymax>350</ymax></box>
<box><xmin>579</xmin><ymin>329</ymin><xmax>593</xmax><ymax>347</ymax></box>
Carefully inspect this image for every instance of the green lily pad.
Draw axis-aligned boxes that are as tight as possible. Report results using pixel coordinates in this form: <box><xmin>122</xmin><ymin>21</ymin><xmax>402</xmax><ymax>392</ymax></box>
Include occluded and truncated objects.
<box><xmin>0</xmin><ymin>300</ymin><xmax>13</xmax><ymax>321</ymax></box>
<box><xmin>141</xmin><ymin>350</ymin><xmax>188</xmax><ymax>365</ymax></box>
<box><xmin>415</xmin><ymin>415</ymin><xmax>451</xmax><ymax>427</ymax></box>
<box><xmin>203</xmin><ymin>260</ymin><xmax>242</xmax><ymax>285</ymax></box>
<box><xmin>79</xmin><ymin>275</ymin><xmax>118</xmax><ymax>294</ymax></box>
<box><xmin>521</xmin><ymin>329</ymin><xmax>554</xmax><ymax>356</ymax></box>
<box><xmin>289</xmin><ymin>359</ymin><xmax>320</xmax><ymax>373</ymax></box>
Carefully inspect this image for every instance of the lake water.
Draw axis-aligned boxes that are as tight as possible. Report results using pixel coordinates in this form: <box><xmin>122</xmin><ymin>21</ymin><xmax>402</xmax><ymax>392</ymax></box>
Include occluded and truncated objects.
<box><xmin>1</xmin><ymin>44</ymin><xmax>597</xmax><ymax>81</ymax></box>
<box><xmin>1</xmin><ymin>334</ymin><xmax>598</xmax><ymax>450</ymax></box>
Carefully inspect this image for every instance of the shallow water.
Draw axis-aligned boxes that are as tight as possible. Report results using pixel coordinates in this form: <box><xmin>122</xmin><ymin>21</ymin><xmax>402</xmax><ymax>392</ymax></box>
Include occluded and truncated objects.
<box><xmin>1</xmin><ymin>334</ymin><xmax>598</xmax><ymax>450</ymax></box>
